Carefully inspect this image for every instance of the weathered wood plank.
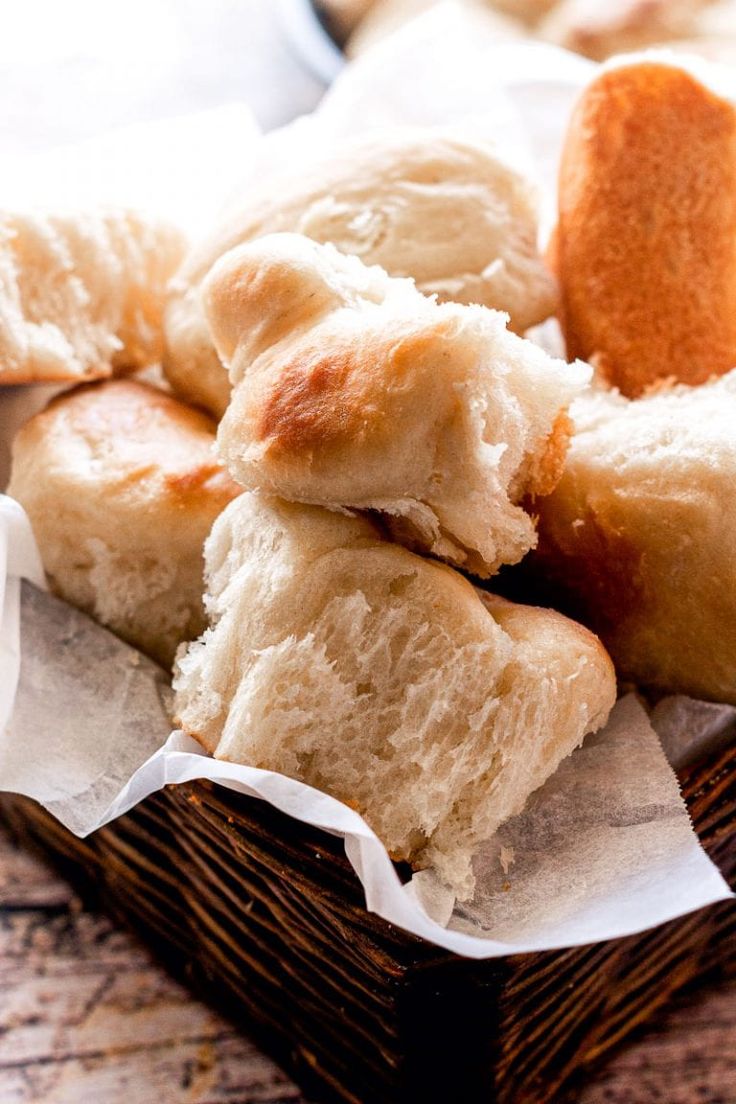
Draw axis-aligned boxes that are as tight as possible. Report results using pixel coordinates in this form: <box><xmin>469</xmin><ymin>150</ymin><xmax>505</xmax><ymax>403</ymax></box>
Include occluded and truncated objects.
<box><xmin>1</xmin><ymin>824</ymin><xmax>734</xmax><ymax>1104</ymax></box>
<box><xmin>0</xmin><ymin>1038</ymin><xmax>305</xmax><ymax>1104</ymax></box>
<box><xmin>0</xmin><ymin>828</ymin><xmax>309</xmax><ymax>1103</ymax></box>
<box><xmin>0</xmin><ymin>835</ymin><xmax>72</xmax><ymax>910</ymax></box>
<box><xmin>579</xmin><ymin>982</ymin><xmax>736</xmax><ymax>1104</ymax></box>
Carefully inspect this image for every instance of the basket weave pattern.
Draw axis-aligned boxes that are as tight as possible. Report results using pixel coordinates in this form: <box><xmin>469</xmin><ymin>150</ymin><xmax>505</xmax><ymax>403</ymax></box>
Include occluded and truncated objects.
<box><xmin>1</xmin><ymin>740</ymin><xmax>734</xmax><ymax>1104</ymax></box>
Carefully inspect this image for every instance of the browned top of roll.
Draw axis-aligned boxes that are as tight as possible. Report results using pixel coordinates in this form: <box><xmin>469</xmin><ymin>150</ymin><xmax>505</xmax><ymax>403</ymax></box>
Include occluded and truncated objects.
<box><xmin>556</xmin><ymin>58</ymin><xmax>736</xmax><ymax>397</ymax></box>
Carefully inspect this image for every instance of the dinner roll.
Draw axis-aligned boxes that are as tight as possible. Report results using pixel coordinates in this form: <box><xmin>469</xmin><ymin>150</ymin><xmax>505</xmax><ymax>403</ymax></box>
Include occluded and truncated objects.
<box><xmin>346</xmin><ymin>0</ymin><xmax>522</xmax><ymax>57</ymax></box>
<box><xmin>488</xmin><ymin>0</ymin><xmax>559</xmax><ymax>25</ymax></box>
<box><xmin>164</xmin><ymin>129</ymin><xmax>556</xmax><ymax>417</ymax></box>
<box><xmin>205</xmin><ymin>233</ymin><xmax>588</xmax><ymax>578</ymax></box>
<box><xmin>531</xmin><ymin>372</ymin><xmax>736</xmax><ymax>704</ymax></box>
<box><xmin>173</xmin><ymin>491</ymin><xmax>616</xmax><ymax>899</ymax></box>
<box><xmin>8</xmin><ymin>380</ymin><xmax>240</xmax><ymax>668</ymax></box>
<box><xmin>539</xmin><ymin>0</ymin><xmax>713</xmax><ymax>59</ymax></box>
<box><xmin>0</xmin><ymin>210</ymin><xmax>185</xmax><ymax>385</ymax></box>
<box><xmin>554</xmin><ymin>55</ymin><xmax>736</xmax><ymax>397</ymax></box>
<box><xmin>657</xmin><ymin>2</ymin><xmax>736</xmax><ymax>65</ymax></box>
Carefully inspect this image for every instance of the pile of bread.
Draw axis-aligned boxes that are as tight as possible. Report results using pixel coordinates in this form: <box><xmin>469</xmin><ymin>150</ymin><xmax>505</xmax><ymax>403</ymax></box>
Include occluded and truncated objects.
<box><xmin>324</xmin><ymin>0</ymin><xmax>736</xmax><ymax>65</ymax></box>
<box><xmin>5</xmin><ymin>54</ymin><xmax>736</xmax><ymax>899</ymax></box>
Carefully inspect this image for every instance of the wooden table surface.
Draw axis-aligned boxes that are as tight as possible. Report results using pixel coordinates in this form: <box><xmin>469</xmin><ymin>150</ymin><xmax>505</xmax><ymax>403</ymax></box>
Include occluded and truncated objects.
<box><xmin>1</xmin><ymin>827</ymin><xmax>734</xmax><ymax>1104</ymax></box>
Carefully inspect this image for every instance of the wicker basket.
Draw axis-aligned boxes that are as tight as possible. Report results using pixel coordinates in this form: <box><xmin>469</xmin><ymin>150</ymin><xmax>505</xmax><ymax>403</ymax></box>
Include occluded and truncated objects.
<box><xmin>1</xmin><ymin>739</ymin><xmax>734</xmax><ymax>1104</ymax></box>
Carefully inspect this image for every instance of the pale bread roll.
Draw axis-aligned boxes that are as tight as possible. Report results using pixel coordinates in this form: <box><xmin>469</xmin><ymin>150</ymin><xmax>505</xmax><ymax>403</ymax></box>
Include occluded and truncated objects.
<box><xmin>346</xmin><ymin>0</ymin><xmax>522</xmax><ymax>57</ymax></box>
<box><xmin>163</xmin><ymin>129</ymin><xmax>557</xmax><ymax>417</ymax></box>
<box><xmin>487</xmin><ymin>0</ymin><xmax>559</xmax><ymax>25</ymax></box>
<box><xmin>0</xmin><ymin>210</ymin><xmax>185</xmax><ymax>385</ymax></box>
<box><xmin>173</xmin><ymin>491</ymin><xmax>616</xmax><ymax>899</ymax></box>
<box><xmin>532</xmin><ymin>372</ymin><xmax>736</xmax><ymax>704</ymax></box>
<box><xmin>539</xmin><ymin>0</ymin><xmax>711</xmax><ymax>59</ymax></box>
<box><xmin>8</xmin><ymin>380</ymin><xmax>240</xmax><ymax>668</ymax></box>
<box><xmin>205</xmin><ymin>233</ymin><xmax>588</xmax><ymax>578</ymax></box>
<box><xmin>554</xmin><ymin>55</ymin><xmax>736</xmax><ymax>397</ymax></box>
<box><xmin>654</xmin><ymin>2</ymin><xmax>736</xmax><ymax>64</ymax></box>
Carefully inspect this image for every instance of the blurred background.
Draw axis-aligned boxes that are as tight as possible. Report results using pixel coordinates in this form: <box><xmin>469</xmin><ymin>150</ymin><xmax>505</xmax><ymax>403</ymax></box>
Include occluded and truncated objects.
<box><xmin>0</xmin><ymin>0</ymin><xmax>333</xmax><ymax>158</ymax></box>
<box><xmin>4</xmin><ymin>0</ymin><xmax>736</xmax><ymax>164</ymax></box>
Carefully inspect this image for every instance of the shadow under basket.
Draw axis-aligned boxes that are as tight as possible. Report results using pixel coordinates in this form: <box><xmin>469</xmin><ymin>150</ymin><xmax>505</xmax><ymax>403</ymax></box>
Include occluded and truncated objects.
<box><xmin>1</xmin><ymin>741</ymin><xmax>734</xmax><ymax>1104</ymax></box>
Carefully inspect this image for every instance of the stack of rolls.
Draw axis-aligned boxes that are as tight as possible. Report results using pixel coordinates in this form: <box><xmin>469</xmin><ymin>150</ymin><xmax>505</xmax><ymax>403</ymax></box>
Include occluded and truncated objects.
<box><xmin>6</xmin><ymin>132</ymin><xmax>621</xmax><ymax>901</ymax></box>
<box><xmin>171</xmin><ymin>230</ymin><xmax>617</xmax><ymax>900</ymax></box>
<box><xmin>327</xmin><ymin>0</ymin><xmax>736</xmax><ymax>65</ymax></box>
<box><xmin>162</xmin><ymin>128</ymin><xmax>558</xmax><ymax>418</ymax></box>
<box><xmin>0</xmin><ymin>207</ymin><xmax>243</xmax><ymax>670</ymax></box>
<box><xmin>526</xmin><ymin>53</ymin><xmax>736</xmax><ymax>706</ymax></box>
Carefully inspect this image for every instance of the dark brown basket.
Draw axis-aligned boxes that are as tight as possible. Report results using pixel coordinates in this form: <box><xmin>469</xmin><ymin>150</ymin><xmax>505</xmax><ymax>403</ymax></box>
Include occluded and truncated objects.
<box><xmin>1</xmin><ymin>739</ymin><xmax>734</xmax><ymax>1104</ymax></box>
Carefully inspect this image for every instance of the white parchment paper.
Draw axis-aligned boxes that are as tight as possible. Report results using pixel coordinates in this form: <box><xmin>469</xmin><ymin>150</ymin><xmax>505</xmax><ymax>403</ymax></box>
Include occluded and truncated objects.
<box><xmin>0</xmin><ymin>498</ymin><xmax>44</xmax><ymax>739</ymax></box>
<box><xmin>0</xmin><ymin>498</ymin><xmax>731</xmax><ymax>959</ymax></box>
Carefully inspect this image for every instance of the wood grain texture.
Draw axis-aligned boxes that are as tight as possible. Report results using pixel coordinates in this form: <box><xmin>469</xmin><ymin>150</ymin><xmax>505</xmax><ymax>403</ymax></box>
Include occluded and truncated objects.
<box><xmin>0</xmin><ymin>735</ymin><xmax>734</xmax><ymax>1104</ymax></box>
<box><xmin>0</xmin><ymin>829</ymin><xmax>307</xmax><ymax>1104</ymax></box>
<box><xmin>579</xmin><ymin>982</ymin><xmax>736</xmax><ymax>1104</ymax></box>
<box><xmin>1</xmin><ymin>825</ymin><xmax>734</xmax><ymax>1103</ymax></box>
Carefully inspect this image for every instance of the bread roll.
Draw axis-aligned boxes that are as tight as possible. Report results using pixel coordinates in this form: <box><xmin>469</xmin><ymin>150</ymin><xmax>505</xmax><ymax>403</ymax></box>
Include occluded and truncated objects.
<box><xmin>346</xmin><ymin>0</ymin><xmax>521</xmax><ymax>57</ymax></box>
<box><xmin>205</xmin><ymin>233</ymin><xmax>588</xmax><ymax>578</ymax></box>
<box><xmin>0</xmin><ymin>210</ymin><xmax>185</xmax><ymax>385</ymax></box>
<box><xmin>554</xmin><ymin>55</ymin><xmax>736</xmax><ymax>397</ymax></box>
<box><xmin>173</xmin><ymin>491</ymin><xmax>616</xmax><ymax>899</ymax></box>
<box><xmin>531</xmin><ymin>372</ymin><xmax>736</xmax><ymax>704</ymax></box>
<box><xmin>8</xmin><ymin>380</ymin><xmax>240</xmax><ymax>668</ymax></box>
<box><xmin>488</xmin><ymin>0</ymin><xmax>559</xmax><ymax>25</ymax></box>
<box><xmin>539</xmin><ymin>0</ymin><xmax>710</xmax><ymax>59</ymax></box>
<box><xmin>164</xmin><ymin>129</ymin><xmax>557</xmax><ymax>417</ymax></box>
<box><xmin>658</xmin><ymin>2</ymin><xmax>736</xmax><ymax>64</ymax></box>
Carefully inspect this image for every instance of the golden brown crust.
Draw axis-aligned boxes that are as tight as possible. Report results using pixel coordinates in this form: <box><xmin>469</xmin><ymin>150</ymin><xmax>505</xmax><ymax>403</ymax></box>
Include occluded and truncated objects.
<box><xmin>529</xmin><ymin>375</ymin><xmax>736</xmax><ymax>704</ymax></box>
<box><xmin>206</xmin><ymin>234</ymin><xmax>586</xmax><ymax>578</ymax></box>
<box><xmin>9</xmin><ymin>380</ymin><xmax>240</xmax><ymax>667</ymax></box>
<box><xmin>556</xmin><ymin>59</ymin><xmax>736</xmax><ymax>397</ymax></box>
<box><xmin>256</xmin><ymin>322</ymin><xmax>452</xmax><ymax>457</ymax></box>
<box><xmin>524</xmin><ymin>410</ymin><xmax>574</xmax><ymax>500</ymax></box>
<box><xmin>539</xmin><ymin>0</ymin><xmax>709</xmax><ymax>60</ymax></box>
<box><xmin>26</xmin><ymin>379</ymin><xmax>239</xmax><ymax>506</ymax></box>
<box><xmin>259</xmin><ymin>348</ymin><xmax>369</xmax><ymax>454</ymax></box>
